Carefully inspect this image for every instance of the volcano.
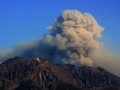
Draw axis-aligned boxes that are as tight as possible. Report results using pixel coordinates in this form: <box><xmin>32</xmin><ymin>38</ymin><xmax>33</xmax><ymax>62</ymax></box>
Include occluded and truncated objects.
<box><xmin>0</xmin><ymin>57</ymin><xmax>120</xmax><ymax>90</ymax></box>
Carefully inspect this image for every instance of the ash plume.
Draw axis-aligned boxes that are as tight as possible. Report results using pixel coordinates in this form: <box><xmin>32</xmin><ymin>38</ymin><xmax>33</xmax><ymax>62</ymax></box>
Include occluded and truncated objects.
<box><xmin>0</xmin><ymin>10</ymin><xmax>103</xmax><ymax>66</ymax></box>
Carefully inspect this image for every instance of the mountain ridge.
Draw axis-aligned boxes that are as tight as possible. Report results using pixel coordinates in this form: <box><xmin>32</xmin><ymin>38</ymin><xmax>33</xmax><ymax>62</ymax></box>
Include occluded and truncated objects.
<box><xmin>0</xmin><ymin>57</ymin><xmax>120</xmax><ymax>90</ymax></box>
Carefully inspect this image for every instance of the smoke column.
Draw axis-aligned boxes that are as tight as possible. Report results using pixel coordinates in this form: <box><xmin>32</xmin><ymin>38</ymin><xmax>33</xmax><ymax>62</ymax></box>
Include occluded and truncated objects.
<box><xmin>0</xmin><ymin>10</ymin><xmax>103</xmax><ymax>66</ymax></box>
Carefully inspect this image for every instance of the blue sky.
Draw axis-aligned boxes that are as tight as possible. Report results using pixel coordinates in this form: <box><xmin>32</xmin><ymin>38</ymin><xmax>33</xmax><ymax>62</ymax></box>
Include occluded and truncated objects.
<box><xmin>0</xmin><ymin>0</ymin><xmax>120</xmax><ymax>52</ymax></box>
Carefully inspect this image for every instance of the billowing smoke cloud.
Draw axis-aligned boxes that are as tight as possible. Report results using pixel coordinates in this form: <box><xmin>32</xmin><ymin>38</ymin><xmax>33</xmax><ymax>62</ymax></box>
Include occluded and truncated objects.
<box><xmin>0</xmin><ymin>10</ymin><xmax>103</xmax><ymax>66</ymax></box>
<box><xmin>0</xmin><ymin>49</ymin><xmax>12</xmax><ymax>63</ymax></box>
<box><xmin>92</xmin><ymin>48</ymin><xmax>120</xmax><ymax>76</ymax></box>
<box><xmin>39</xmin><ymin>10</ymin><xmax>103</xmax><ymax>66</ymax></box>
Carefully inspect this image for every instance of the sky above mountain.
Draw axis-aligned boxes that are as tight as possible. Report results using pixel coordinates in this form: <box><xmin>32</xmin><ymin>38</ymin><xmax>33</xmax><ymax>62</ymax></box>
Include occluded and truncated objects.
<box><xmin>0</xmin><ymin>0</ymin><xmax>120</xmax><ymax>76</ymax></box>
<box><xmin>0</xmin><ymin>0</ymin><xmax>120</xmax><ymax>53</ymax></box>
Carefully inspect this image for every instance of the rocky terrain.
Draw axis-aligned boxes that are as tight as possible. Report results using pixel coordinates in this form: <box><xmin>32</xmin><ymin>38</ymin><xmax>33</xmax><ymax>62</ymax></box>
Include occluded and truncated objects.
<box><xmin>0</xmin><ymin>57</ymin><xmax>120</xmax><ymax>90</ymax></box>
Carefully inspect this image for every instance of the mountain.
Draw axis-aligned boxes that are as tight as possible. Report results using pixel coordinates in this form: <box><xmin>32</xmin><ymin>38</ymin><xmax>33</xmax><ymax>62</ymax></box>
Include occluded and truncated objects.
<box><xmin>0</xmin><ymin>57</ymin><xmax>120</xmax><ymax>90</ymax></box>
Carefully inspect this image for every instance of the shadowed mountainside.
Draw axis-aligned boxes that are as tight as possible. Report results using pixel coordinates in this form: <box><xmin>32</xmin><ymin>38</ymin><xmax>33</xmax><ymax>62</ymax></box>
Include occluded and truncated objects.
<box><xmin>0</xmin><ymin>57</ymin><xmax>120</xmax><ymax>90</ymax></box>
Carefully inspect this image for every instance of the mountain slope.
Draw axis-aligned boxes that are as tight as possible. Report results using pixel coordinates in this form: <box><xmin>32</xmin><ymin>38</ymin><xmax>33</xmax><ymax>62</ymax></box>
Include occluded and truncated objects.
<box><xmin>0</xmin><ymin>57</ymin><xmax>120</xmax><ymax>90</ymax></box>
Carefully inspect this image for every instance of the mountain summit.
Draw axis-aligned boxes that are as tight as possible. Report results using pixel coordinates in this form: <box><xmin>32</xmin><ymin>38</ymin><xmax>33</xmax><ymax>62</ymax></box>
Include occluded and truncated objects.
<box><xmin>0</xmin><ymin>57</ymin><xmax>120</xmax><ymax>90</ymax></box>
